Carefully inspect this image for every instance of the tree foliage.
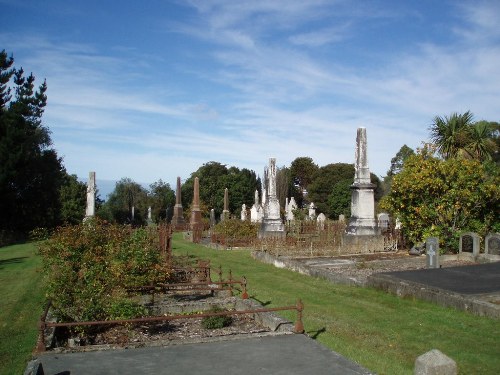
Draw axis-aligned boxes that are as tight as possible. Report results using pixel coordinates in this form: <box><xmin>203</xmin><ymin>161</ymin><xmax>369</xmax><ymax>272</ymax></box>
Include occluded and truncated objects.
<box><xmin>100</xmin><ymin>178</ymin><xmax>149</xmax><ymax>224</ymax></box>
<box><xmin>380</xmin><ymin>150</ymin><xmax>500</xmax><ymax>252</ymax></box>
<box><xmin>429</xmin><ymin>111</ymin><xmax>498</xmax><ymax>162</ymax></box>
<box><xmin>181</xmin><ymin>162</ymin><xmax>259</xmax><ymax>218</ymax></box>
<box><xmin>0</xmin><ymin>49</ymin><xmax>65</xmax><ymax>233</ymax></box>
<box><xmin>149</xmin><ymin>179</ymin><xmax>175</xmax><ymax>222</ymax></box>
<box><xmin>59</xmin><ymin>174</ymin><xmax>87</xmax><ymax>225</ymax></box>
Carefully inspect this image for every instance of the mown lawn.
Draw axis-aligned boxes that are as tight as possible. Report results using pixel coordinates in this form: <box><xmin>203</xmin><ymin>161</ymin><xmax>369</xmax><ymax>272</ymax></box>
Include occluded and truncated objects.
<box><xmin>173</xmin><ymin>234</ymin><xmax>500</xmax><ymax>374</ymax></box>
<box><xmin>0</xmin><ymin>243</ymin><xmax>45</xmax><ymax>375</ymax></box>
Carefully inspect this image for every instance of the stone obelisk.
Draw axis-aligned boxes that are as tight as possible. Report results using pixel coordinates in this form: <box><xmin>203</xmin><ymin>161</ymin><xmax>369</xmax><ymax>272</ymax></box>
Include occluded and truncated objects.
<box><xmin>345</xmin><ymin>128</ymin><xmax>380</xmax><ymax>236</ymax></box>
<box><xmin>190</xmin><ymin>177</ymin><xmax>202</xmax><ymax>234</ymax></box>
<box><xmin>259</xmin><ymin>158</ymin><xmax>284</xmax><ymax>238</ymax></box>
<box><xmin>221</xmin><ymin>188</ymin><xmax>230</xmax><ymax>221</ymax></box>
<box><xmin>171</xmin><ymin>177</ymin><xmax>185</xmax><ymax>229</ymax></box>
<box><xmin>84</xmin><ymin>171</ymin><xmax>96</xmax><ymax>220</ymax></box>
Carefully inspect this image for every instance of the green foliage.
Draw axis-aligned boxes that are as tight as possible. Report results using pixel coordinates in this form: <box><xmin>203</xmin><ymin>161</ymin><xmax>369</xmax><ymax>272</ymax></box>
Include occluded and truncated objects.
<box><xmin>38</xmin><ymin>218</ymin><xmax>169</xmax><ymax>323</ymax></box>
<box><xmin>213</xmin><ymin>219</ymin><xmax>259</xmax><ymax>238</ymax></box>
<box><xmin>327</xmin><ymin>179</ymin><xmax>352</xmax><ymax>219</ymax></box>
<box><xmin>201</xmin><ymin>306</ymin><xmax>232</xmax><ymax>329</ymax></box>
<box><xmin>380</xmin><ymin>152</ymin><xmax>500</xmax><ymax>252</ymax></box>
<box><xmin>182</xmin><ymin>162</ymin><xmax>259</xmax><ymax>217</ymax></box>
<box><xmin>0</xmin><ymin>50</ymin><xmax>65</xmax><ymax>233</ymax></box>
<box><xmin>149</xmin><ymin>179</ymin><xmax>175</xmax><ymax>222</ymax></box>
<box><xmin>59</xmin><ymin>173</ymin><xmax>87</xmax><ymax>224</ymax></box>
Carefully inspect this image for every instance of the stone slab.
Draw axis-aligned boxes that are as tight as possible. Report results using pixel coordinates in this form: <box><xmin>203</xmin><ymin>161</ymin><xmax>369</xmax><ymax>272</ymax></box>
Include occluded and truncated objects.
<box><xmin>36</xmin><ymin>334</ymin><xmax>372</xmax><ymax>375</ymax></box>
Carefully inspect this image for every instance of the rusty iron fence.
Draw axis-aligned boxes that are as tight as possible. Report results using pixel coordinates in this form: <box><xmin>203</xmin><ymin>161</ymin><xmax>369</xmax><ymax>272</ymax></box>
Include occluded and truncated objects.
<box><xmin>35</xmin><ymin>299</ymin><xmax>305</xmax><ymax>353</ymax></box>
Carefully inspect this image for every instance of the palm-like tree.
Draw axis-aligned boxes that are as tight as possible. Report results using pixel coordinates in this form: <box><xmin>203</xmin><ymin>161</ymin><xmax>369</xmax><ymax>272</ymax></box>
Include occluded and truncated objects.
<box><xmin>429</xmin><ymin>111</ymin><xmax>474</xmax><ymax>159</ymax></box>
<box><xmin>465</xmin><ymin>120</ymin><xmax>498</xmax><ymax>162</ymax></box>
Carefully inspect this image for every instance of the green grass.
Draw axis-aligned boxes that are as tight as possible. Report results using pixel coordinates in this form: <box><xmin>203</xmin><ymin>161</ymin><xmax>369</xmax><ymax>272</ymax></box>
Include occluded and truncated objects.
<box><xmin>173</xmin><ymin>234</ymin><xmax>500</xmax><ymax>374</ymax></box>
<box><xmin>0</xmin><ymin>242</ymin><xmax>46</xmax><ymax>375</ymax></box>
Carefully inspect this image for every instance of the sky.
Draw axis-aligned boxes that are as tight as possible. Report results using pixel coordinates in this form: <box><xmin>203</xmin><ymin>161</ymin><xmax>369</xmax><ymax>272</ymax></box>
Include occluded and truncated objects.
<box><xmin>1</xmin><ymin>0</ymin><xmax>499</xmax><ymax>198</ymax></box>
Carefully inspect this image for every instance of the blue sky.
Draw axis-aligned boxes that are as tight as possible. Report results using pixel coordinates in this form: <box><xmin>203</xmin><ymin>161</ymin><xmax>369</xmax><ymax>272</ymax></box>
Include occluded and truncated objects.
<box><xmin>2</xmin><ymin>0</ymin><xmax>499</xmax><ymax>197</ymax></box>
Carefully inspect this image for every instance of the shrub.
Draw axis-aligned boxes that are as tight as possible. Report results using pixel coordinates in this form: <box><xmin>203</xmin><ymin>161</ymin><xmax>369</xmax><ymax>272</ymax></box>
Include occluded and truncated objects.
<box><xmin>201</xmin><ymin>307</ymin><xmax>232</xmax><ymax>329</ymax></box>
<box><xmin>38</xmin><ymin>218</ymin><xmax>169</xmax><ymax>323</ymax></box>
<box><xmin>213</xmin><ymin>219</ymin><xmax>259</xmax><ymax>238</ymax></box>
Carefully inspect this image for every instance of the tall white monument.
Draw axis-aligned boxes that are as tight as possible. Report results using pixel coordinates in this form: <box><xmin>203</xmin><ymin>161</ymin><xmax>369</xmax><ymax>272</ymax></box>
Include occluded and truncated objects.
<box><xmin>85</xmin><ymin>171</ymin><xmax>96</xmax><ymax>219</ymax></box>
<box><xmin>345</xmin><ymin>128</ymin><xmax>380</xmax><ymax>236</ymax></box>
<box><xmin>259</xmin><ymin>158</ymin><xmax>285</xmax><ymax>238</ymax></box>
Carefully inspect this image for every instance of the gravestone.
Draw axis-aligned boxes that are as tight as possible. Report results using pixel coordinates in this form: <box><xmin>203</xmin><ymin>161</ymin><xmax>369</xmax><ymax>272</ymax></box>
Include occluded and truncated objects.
<box><xmin>426</xmin><ymin>237</ymin><xmax>440</xmax><ymax>269</ymax></box>
<box><xmin>241</xmin><ymin>204</ymin><xmax>247</xmax><ymax>221</ymax></box>
<box><xmin>485</xmin><ymin>233</ymin><xmax>500</xmax><ymax>255</ymax></box>
<box><xmin>459</xmin><ymin>232</ymin><xmax>480</xmax><ymax>258</ymax></box>
<box><xmin>131</xmin><ymin>206</ymin><xmax>135</xmax><ymax>221</ymax></box>
<box><xmin>189</xmin><ymin>177</ymin><xmax>202</xmax><ymax>243</ymax></box>
<box><xmin>308</xmin><ymin>202</ymin><xmax>316</xmax><ymax>220</ymax></box>
<box><xmin>259</xmin><ymin>158</ymin><xmax>285</xmax><ymax>238</ymax></box>
<box><xmin>171</xmin><ymin>177</ymin><xmax>186</xmax><ymax>229</ymax></box>
<box><xmin>250</xmin><ymin>189</ymin><xmax>263</xmax><ymax>223</ymax></box>
<box><xmin>414</xmin><ymin>349</ymin><xmax>457</xmax><ymax>375</ymax></box>
<box><xmin>377</xmin><ymin>212</ymin><xmax>390</xmax><ymax>232</ymax></box>
<box><xmin>210</xmin><ymin>208</ymin><xmax>216</xmax><ymax>227</ymax></box>
<box><xmin>317</xmin><ymin>213</ymin><xmax>326</xmax><ymax>230</ymax></box>
<box><xmin>287</xmin><ymin>197</ymin><xmax>297</xmax><ymax>221</ymax></box>
<box><xmin>338</xmin><ymin>214</ymin><xmax>345</xmax><ymax>223</ymax></box>
<box><xmin>222</xmin><ymin>187</ymin><xmax>230</xmax><ymax>221</ymax></box>
<box><xmin>85</xmin><ymin>171</ymin><xmax>96</xmax><ymax>219</ymax></box>
<box><xmin>147</xmin><ymin>206</ymin><xmax>153</xmax><ymax>225</ymax></box>
<box><xmin>345</xmin><ymin>128</ymin><xmax>380</xmax><ymax>236</ymax></box>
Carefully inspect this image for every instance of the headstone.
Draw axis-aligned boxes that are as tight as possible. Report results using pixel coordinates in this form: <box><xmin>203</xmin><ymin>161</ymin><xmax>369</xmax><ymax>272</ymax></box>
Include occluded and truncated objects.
<box><xmin>250</xmin><ymin>189</ymin><xmax>263</xmax><ymax>223</ymax></box>
<box><xmin>395</xmin><ymin>217</ymin><xmax>402</xmax><ymax>230</ymax></box>
<box><xmin>317</xmin><ymin>213</ymin><xmax>326</xmax><ymax>230</ymax></box>
<box><xmin>459</xmin><ymin>232</ymin><xmax>480</xmax><ymax>258</ymax></box>
<box><xmin>147</xmin><ymin>206</ymin><xmax>153</xmax><ymax>224</ymax></box>
<box><xmin>286</xmin><ymin>196</ymin><xmax>297</xmax><ymax>221</ymax></box>
<box><xmin>171</xmin><ymin>176</ymin><xmax>186</xmax><ymax>229</ymax></box>
<box><xmin>414</xmin><ymin>349</ymin><xmax>457</xmax><ymax>375</ymax></box>
<box><xmin>345</xmin><ymin>128</ymin><xmax>380</xmax><ymax>236</ymax></box>
<box><xmin>308</xmin><ymin>202</ymin><xmax>316</xmax><ymax>220</ymax></box>
<box><xmin>241</xmin><ymin>204</ymin><xmax>247</xmax><ymax>221</ymax></box>
<box><xmin>377</xmin><ymin>212</ymin><xmax>390</xmax><ymax>232</ymax></box>
<box><xmin>426</xmin><ymin>237</ymin><xmax>440</xmax><ymax>269</ymax></box>
<box><xmin>85</xmin><ymin>171</ymin><xmax>96</xmax><ymax>219</ymax></box>
<box><xmin>338</xmin><ymin>214</ymin><xmax>345</xmax><ymax>223</ymax></box>
<box><xmin>131</xmin><ymin>206</ymin><xmax>135</xmax><ymax>221</ymax></box>
<box><xmin>485</xmin><ymin>233</ymin><xmax>500</xmax><ymax>255</ymax></box>
<box><xmin>259</xmin><ymin>158</ymin><xmax>285</xmax><ymax>238</ymax></box>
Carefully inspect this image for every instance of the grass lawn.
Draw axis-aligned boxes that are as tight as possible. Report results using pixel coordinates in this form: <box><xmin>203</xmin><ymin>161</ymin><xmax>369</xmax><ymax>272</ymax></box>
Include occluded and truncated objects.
<box><xmin>0</xmin><ymin>242</ymin><xmax>45</xmax><ymax>375</ymax></box>
<box><xmin>173</xmin><ymin>234</ymin><xmax>500</xmax><ymax>374</ymax></box>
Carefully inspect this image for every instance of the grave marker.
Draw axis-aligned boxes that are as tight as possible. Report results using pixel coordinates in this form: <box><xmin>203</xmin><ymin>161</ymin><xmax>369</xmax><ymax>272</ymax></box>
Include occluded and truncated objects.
<box><xmin>426</xmin><ymin>237</ymin><xmax>440</xmax><ymax>269</ymax></box>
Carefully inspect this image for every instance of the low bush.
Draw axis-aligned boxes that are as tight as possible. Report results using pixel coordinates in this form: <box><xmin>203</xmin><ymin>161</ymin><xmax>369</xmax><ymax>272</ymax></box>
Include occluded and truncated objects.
<box><xmin>201</xmin><ymin>307</ymin><xmax>232</xmax><ymax>329</ymax></box>
<box><xmin>38</xmin><ymin>218</ymin><xmax>170</xmax><ymax>323</ymax></box>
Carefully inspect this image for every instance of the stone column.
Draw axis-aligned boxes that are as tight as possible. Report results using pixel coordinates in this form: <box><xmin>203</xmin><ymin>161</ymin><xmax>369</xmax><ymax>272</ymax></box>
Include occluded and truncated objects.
<box><xmin>85</xmin><ymin>171</ymin><xmax>96</xmax><ymax>219</ymax></box>
<box><xmin>345</xmin><ymin>128</ymin><xmax>380</xmax><ymax>236</ymax></box>
<box><xmin>190</xmin><ymin>177</ymin><xmax>202</xmax><ymax>231</ymax></box>
<box><xmin>171</xmin><ymin>176</ymin><xmax>185</xmax><ymax>229</ymax></box>
<box><xmin>222</xmin><ymin>187</ymin><xmax>230</xmax><ymax>221</ymax></box>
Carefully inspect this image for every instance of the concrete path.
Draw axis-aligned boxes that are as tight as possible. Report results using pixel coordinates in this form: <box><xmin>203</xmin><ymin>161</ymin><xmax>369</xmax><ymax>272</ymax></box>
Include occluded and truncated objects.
<box><xmin>37</xmin><ymin>334</ymin><xmax>372</xmax><ymax>375</ymax></box>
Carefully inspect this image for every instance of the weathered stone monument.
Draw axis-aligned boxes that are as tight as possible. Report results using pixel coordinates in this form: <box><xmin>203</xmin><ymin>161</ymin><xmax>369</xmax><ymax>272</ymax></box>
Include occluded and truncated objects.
<box><xmin>317</xmin><ymin>213</ymin><xmax>326</xmax><ymax>230</ymax></box>
<box><xmin>250</xmin><ymin>190</ymin><xmax>263</xmax><ymax>223</ymax></box>
<box><xmin>221</xmin><ymin>188</ymin><xmax>230</xmax><ymax>221</ymax></box>
<box><xmin>414</xmin><ymin>349</ymin><xmax>457</xmax><ymax>375</ymax></box>
<box><xmin>210</xmin><ymin>208</ymin><xmax>216</xmax><ymax>227</ymax></box>
<box><xmin>485</xmin><ymin>233</ymin><xmax>500</xmax><ymax>256</ymax></box>
<box><xmin>343</xmin><ymin>128</ymin><xmax>383</xmax><ymax>253</ymax></box>
<box><xmin>85</xmin><ymin>171</ymin><xmax>96</xmax><ymax>219</ymax></box>
<box><xmin>377</xmin><ymin>212</ymin><xmax>390</xmax><ymax>232</ymax></box>
<box><xmin>147</xmin><ymin>206</ymin><xmax>153</xmax><ymax>225</ymax></box>
<box><xmin>241</xmin><ymin>204</ymin><xmax>247</xmax><ymax>221</ymax></box>
<box><xmin>308</xmin><ymin>202</ymin><xmax>316</xmax><ymax>220</ymax></box>
<box><xmin>426</xmin><ymin>237</ymin><xmax>440</xmax><ymax>269</ymax></box>
<box><xmin>286</xmin><ymin>196</ymin><xmax>297</xmax><ymax>222</ymax></box>
<box><xmin>345</xmin><ymin>128</ymin><xmax>380</xmax><ymax>236</ymax></box>
<box><xmin>259</xmin><ymin>158</ymin><xmax>285</xmax><ymax>238</ymax></box>
<box><xmin>171</xmin><ymin>177</ymin><xmax>186</xmax><ymax>229</ymax></box>
<box><xmin>190</xmin><ymin>177</ymin><xmax>202</xmax><ymax>243</ymax></box>
<box><xmin>459</xmin><ymin>232</ymin><xmax>480</xmax><ymax>260</ymax></box>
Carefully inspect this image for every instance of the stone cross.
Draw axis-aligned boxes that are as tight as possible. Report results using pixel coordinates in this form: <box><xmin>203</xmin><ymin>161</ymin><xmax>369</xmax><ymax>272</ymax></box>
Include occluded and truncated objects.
<box><xmin>426</xmin><ymin>237</ymin><xmax>440</xmax><ymax>268</ymax></box>
<box><xmin>85</xmin><ymin>171</ymin><xmax>96</xmax><ymax>218</ymax></box>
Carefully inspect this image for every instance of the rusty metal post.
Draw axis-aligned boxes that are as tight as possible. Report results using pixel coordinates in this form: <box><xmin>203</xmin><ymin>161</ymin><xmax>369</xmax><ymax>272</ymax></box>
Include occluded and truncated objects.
<box><xmin>294</xmin><ymin>299</ymin><xmax>305</xmax><ymax>334</ymax></box>
<box><xmin>35</xmin><ymin>319</ymin><xmax>46</xmax><ymax>353</ymax></box>
<box><xmin>217</xmin><ymin>265</ymin><xmax>223</xmax><ymax>283</ymax></box>
<box><xmin>228</xmin><ymin>269</ymin><xmax>233</xmax><ymax>296</ymax></box>
<box><xmin>241</xmin><ymin>276</ymin><xmax>249</xmax><ymax>299</ymax></box>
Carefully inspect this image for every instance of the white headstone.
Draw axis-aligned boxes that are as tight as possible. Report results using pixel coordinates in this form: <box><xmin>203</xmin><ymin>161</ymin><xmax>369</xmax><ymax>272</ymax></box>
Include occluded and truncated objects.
<box><xmin>241</xmin><ymin>204</ymin><xmax>247</xmax><ymax>221</ymax></box>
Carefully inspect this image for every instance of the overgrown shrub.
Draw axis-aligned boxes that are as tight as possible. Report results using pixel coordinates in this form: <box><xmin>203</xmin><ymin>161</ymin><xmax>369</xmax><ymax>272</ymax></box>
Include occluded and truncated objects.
<box><xmin>213</xmin><ymin>219</ymin><xmax>259</xmax><ymax>238</ymax></box>
<box><xmin>38</xmin><ymin>218</ymin><xmax>169</xmax><ymax>323</ymax></box>
<box><xmin>201</xmin><ymin>307</ymin><xmax>232</xmax><ymax>329</ymax></box>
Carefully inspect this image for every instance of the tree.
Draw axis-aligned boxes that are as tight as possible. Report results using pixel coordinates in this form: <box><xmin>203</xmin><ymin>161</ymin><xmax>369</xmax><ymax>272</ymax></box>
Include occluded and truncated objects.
<box><xmin>59</xmin><ymin>173</ymin><xmax>87</xmax><ymax>224</ymax></box>
<box><xmin>289</xmin><ymin>156</ymin><xmax>319</xmax><ymax>193</ymax></box>
<box><xmin>0</xmin><ymin>50</ymin><xmax>65</xmax><ymax>233</ymax></box>
<box><xmin>327</xmin><ymin>179</ymin><xmax>352</xmax><ymax>219</ymax></box>
<box><xmin>148</xmin><ymin>179</ymin><xmax>175</xmax><ymax>222</ymax></box>
<box><xmin>100</xmin><ymin>178</ymin><xmax>149</xmax><ymax>224</ymax></box>
<box><xmin>380</xmin><ymin>151</ymin><xmax>500</xmax><ymax>252</ymax></box>
<box><xmin>182</xmin><ymin>162</ymin><xmax>259</xmax><ymax>218</ymax></box>
<box><xmin>387</xmin><ymin>145</ymin><xmax>415</xmax><ymax>177</ymax></box>
<box><xmin>429</xmin><ymin>111</ymin><xmax>498</xmax><ymax>162</ymax></box>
